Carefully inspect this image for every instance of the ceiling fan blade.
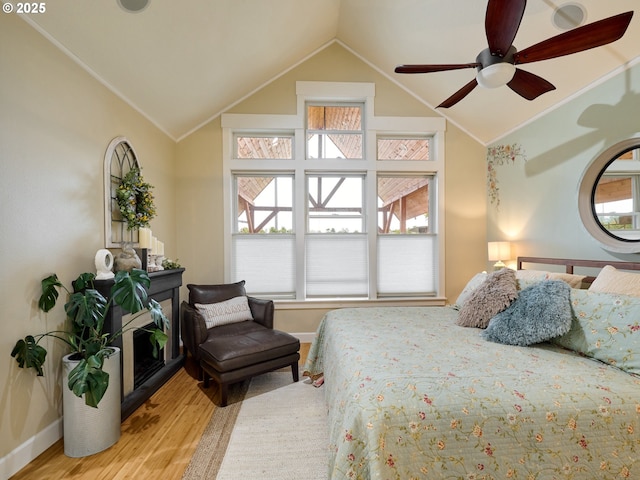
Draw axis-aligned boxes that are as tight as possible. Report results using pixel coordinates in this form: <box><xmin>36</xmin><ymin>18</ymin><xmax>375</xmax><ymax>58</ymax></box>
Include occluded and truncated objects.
<box><xmin>485</xmin><ymin>0</ymin><xmax>527</xmax><ymax>56</ymax></box>
<box><xmin>507</xmin><ymin>68</ymin><xmax>556</xmax><ymax>100</ymax></box>
<box><xmin>514</xmin><ymin>11</ymin><xmax>633</xmax><ymax>65</ymax></box>
<box><xmin>395</xmin><ymin>63</ymin><xmax>480</xmax><ymax>74</ymax></box>
<box><xmin>437</xmin><ymin>79</ymin><xmax>478</xmax><ymax>108</ymax></box>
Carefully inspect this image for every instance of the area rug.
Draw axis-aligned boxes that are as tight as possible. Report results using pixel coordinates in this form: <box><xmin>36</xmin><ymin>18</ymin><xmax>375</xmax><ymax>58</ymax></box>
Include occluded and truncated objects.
<box><xmin>182</xmin><ymin>371</ymin><xmax>329</xmax><ymax>479</ymax></box>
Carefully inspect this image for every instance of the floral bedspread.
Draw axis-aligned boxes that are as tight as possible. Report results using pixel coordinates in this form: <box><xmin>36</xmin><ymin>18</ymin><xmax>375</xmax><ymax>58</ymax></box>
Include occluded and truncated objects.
<box><xmin>303</xmin><ymin>306</ymin><xmax>640</xmax><ymax>479</ymax></box>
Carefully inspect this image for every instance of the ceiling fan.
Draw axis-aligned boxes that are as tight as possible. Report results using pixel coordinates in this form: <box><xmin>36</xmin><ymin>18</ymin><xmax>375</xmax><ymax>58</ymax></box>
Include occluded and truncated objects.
<box><xmin>394</xmin><ymin>0</ymin><xmax>634</xmax><ymax>108</ymax></box>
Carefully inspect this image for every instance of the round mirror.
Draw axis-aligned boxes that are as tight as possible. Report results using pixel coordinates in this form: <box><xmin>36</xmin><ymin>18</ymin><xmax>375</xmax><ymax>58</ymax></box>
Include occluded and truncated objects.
<box><xmin>579</xmin><ymin>137</ymin><xmax>640</xmax><ymax>253</ymax></box>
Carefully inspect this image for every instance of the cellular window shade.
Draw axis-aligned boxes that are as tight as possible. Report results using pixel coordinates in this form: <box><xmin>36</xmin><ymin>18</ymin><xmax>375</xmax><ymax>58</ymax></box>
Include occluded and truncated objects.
<box><xmin>377</xmin><ymin>235</ymin><xmax>437</xmax><ymax>295</ymax></box>
<box><xmin>306</xmin><ymin>234</ymin><xmax>368</xmax><ymax>297</ymax></box>
<box><xmin>232</xmin><ymin>235</ymin><xmax>295</xmax><ymax>297</ymax></box>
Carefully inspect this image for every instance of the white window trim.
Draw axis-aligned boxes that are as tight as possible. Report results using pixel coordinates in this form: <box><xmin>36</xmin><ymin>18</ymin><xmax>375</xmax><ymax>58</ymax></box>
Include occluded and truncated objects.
<box><xmin>222</xmin><ymin>81</ymin><xmax>446</xmax><ymax>303</ymax></box>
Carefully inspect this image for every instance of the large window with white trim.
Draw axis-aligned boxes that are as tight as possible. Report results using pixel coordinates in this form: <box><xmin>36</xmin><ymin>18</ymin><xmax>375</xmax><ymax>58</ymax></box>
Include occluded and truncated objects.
<box><xmin>223</xmin><ymin>81</ymin><xmax>445</xmax><ymax>301</ymax></box>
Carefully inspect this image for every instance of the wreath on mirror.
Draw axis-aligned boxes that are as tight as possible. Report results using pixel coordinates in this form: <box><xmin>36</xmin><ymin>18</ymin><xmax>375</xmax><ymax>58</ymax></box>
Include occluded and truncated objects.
<box><xmin>116</xmin><ymin>167</ymin><xmax>156</xmax><ymax>230</ymax></box>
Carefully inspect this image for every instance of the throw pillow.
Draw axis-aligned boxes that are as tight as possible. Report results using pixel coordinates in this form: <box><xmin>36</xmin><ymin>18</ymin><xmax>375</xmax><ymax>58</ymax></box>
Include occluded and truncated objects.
<box><xmin>482</xmin><ymin>280</ymin><xmax>572</xmax><ymax>346</ymax></box>
<box><xmin>456</xmin><ymin>268</ymin><xmax>518</xmax><ymax>328</ymax></box>
<box><xmin>589</xmin><ymin>265</ymin><xmax>640</xmax><ymax>297</ymax></box>
<box><xmin>453</xmin><ymin>272</ymin><xmax>487</xmax><ymax>310</ymax></box>
<box><xmin>516</xmin><ymin>269</ymin><xmax>586</xmax><ymax>289</ymax></box>
<box><xmin>196</xmin><ymin>296</ymin><xmax>253</xmax><ymax>329</ymax></box>
<box><xmin>553</xmin><ymin>288</ymin><xmax>640</xmax><ymax>375</ymax></box>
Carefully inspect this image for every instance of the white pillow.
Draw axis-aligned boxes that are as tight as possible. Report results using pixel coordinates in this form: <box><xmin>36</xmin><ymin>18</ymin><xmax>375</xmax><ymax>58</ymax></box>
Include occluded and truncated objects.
<box><xmin>589</xmin><ymin>265</ymin><xmax>640</xmax><ymax>297</ymax></box>
<box><xmin>453</xmin><ymin>272</ymin><xmax>487</xmax><ymax>310</ymax></box>
<box><xmin>196</xmin><ymin>296</ymin><xmax>253</xmax><ymax>328</ymax></box>
<box><xmin>516</xmin><ymin>269</ymin><xmax>586</xmax><ymax>289</ymax></box>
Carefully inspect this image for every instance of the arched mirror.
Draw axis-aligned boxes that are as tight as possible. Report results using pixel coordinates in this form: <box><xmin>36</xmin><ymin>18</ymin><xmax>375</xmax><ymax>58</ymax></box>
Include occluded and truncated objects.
<box><xmin>578</xmin><ymin>137</ymin><xmax>640</xmax><ymax>253</ymax></box>
<box><xmin>104</xmin><ymin>137</ymin><xmax>140</xmax><ymax>247</ymax></box>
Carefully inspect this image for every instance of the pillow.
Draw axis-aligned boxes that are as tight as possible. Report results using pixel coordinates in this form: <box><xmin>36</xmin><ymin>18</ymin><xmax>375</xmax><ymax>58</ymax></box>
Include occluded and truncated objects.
<box><xmin>516</xmin><ymin>269</ymin><xmax>586</xmax><ymax>289</ymax></box>
<box><xmin>453</xmin><ymin>272</ymin><xmax>487</xmax><ymax>310</ymax></box>
<box><xmin>482</xmin><ymin>280</ymin><xmax>572</xmax><ymax>346</ymax></box>
<box><xmin>589</xmin><ymin>265</ymin><xmax>640</xmax><ymax>297</ymax></box>
<box><xmin>553</xmin><ymin>288</ymin><xmax>640</xmax><ymax>375</ymax></box>
<box><xmin>456</xmin><ymin>268</ymin><xmax>518</xmax><ymax>328</ymax></box>
<box><xmin>196</xmin><ymin>296</ymin><xmax>253</xmax><ymax>328</ymax></box>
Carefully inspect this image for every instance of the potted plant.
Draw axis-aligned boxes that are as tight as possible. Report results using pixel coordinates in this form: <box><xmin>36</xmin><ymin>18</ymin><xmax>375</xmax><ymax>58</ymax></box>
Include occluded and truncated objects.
<box><xmin>11</xmin><ymin>268</ymin><xmax>168</xmax><ymax>456</ymax></box>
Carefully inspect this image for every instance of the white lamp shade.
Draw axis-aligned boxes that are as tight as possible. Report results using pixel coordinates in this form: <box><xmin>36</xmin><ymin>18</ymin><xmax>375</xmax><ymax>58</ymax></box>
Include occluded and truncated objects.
<box><xmin>488</xmin><ymin>241</ymin><xmax>511</xmax><ymax>261</ymax></box>
<box><xmin>477</xmin><ymin>63</ymin><xmax>516</xmax><ymax>89</ymax></box>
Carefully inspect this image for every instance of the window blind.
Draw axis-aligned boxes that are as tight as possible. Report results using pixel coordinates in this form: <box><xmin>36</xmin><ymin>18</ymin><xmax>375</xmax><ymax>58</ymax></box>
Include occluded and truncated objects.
<box><xmin>377</xmin><ymin>235</ymin><xmax>436</xmax><ymax>295</ymax></box>
<box><xmin>232</xmin><ymin>235</ymin><xmax>295</xmax><ymax>297</ymax></box>
<box><xmin>306</xmin><ymin>234</ymin><xmax>368</xmax><ymax>297</ymax></box>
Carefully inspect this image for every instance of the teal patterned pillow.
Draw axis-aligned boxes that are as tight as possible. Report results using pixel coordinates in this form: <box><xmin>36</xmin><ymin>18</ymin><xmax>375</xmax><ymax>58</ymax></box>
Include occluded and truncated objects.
<box><xmin>553</xmin><ymin>289</ymin><xmax>640</xmax><ymax>375</ymax></box>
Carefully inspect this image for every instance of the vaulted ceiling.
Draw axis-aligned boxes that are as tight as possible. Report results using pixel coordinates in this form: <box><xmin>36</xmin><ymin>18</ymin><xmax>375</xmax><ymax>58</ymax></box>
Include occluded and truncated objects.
<box><xmin>22</xmin><ymin>0</ymin><xmax>639</xmax><ymax>145</ymax></box>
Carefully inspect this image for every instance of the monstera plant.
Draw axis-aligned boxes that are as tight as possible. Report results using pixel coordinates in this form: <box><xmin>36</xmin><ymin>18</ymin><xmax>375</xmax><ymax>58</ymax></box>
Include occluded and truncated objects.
<box><xmin>11</xmin><ymin>269</ymin><xmax>168</xmax><ymax>408</ymax></box>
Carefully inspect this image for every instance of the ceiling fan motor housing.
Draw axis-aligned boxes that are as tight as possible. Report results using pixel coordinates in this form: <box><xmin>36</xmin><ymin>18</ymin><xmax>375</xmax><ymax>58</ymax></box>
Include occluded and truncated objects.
<box><xmin>476</xmin><ymin>46</ymin><xmax>516</xmax><ymax>70</ymax></box>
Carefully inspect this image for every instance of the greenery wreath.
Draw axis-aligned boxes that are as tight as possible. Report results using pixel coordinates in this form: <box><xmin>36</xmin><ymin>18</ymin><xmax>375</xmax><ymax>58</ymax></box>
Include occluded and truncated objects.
<box><xmin>116</xmin><ymin>167</ymin><xmax>156</xmax><ymax>230</ymax></box>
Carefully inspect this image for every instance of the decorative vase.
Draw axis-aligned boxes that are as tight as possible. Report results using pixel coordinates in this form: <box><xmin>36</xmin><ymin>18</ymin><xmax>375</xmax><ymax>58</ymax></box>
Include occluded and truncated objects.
<box><xmin>114</xmin><ymin>243</ymin><xmax>142</xmax><ymax>272</ymax></box>
<box><xmin>62</xmin><ymin>347</ymin><xmax>121</xmax><ymax>457</ymax></box>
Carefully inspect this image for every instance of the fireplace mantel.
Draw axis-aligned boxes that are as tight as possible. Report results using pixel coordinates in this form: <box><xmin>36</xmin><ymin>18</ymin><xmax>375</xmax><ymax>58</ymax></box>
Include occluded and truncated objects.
<box><xmin>94</xmin><ymin>268</ymin><xmax>185</xmax><ymax>419</ymax></box>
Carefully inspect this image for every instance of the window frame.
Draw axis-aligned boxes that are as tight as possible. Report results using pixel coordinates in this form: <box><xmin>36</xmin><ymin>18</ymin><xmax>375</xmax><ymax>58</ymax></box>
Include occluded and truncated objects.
<box><xmin>222</xmin><ymin>81</ymin><xmax>446</xmax><ymax>306</ymax></box>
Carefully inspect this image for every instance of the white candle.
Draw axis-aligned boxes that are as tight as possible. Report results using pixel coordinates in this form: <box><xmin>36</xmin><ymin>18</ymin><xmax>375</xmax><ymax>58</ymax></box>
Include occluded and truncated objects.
<box><xmin>152</xmin><ymin>236</ymin><xmax>158</xmax><ymax>253</ymax></box>
<box><xmin>139</xmin><ymin>228</ymin><xmax>152</xmax><ymax>248</ymax></box>
<box><xmin>158</xmin><ymin>241</ymin><xmax>164</xmax><ymax>256</ymax></box>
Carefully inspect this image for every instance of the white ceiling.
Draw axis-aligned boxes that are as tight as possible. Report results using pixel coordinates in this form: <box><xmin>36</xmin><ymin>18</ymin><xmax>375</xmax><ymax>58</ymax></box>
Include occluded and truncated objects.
<box><xmin>23</xmin><ymin>0</ymin><xmax>640</xmax><ymax>145</ymax></box>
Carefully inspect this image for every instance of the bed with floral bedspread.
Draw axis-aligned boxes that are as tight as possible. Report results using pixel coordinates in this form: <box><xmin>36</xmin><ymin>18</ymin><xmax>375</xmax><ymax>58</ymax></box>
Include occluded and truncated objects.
<box><xmin>304</xmin><ymin>284</ymin><xmax>640</xmax><ymax>479</ymax></box>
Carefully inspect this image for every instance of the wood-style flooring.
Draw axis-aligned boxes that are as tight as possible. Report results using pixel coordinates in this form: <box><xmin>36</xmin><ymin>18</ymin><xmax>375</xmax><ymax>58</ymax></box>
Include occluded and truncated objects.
<box><xmin>11</xmin><ymin>343</ymin><xmax>311</xmax><ymax>480</ymax></box>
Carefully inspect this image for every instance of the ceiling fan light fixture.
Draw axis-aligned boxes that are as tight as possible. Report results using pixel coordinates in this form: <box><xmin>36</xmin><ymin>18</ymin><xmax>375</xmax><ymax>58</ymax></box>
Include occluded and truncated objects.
<box><xmin>476</xmin><ymin>63</ymin><xmax>516</xmax><ymax>89</ymax></box>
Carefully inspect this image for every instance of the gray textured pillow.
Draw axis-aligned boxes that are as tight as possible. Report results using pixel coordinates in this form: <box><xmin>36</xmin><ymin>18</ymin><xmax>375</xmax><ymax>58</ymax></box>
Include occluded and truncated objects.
<box><xmin>482</xmin><ymin>280</ymin><xmax>572</xmax><ymax>346</ymax></box>
<box><xmin>456</xmin><ymin>268</ymin><xmax>518</xmax><ymax>328</ymax></box>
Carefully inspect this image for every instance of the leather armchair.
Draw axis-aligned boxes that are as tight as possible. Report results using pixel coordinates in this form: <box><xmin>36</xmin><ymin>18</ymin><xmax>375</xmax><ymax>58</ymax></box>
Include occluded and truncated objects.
<box><xmin>180</xmin><ymin>280</ymin><xmax>300</xmax><ymax>406</ymax></box>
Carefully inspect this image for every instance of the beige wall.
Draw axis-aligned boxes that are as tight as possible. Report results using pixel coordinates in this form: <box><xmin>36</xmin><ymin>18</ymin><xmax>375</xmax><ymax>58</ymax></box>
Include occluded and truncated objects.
<box><xmin>0</xmin><ymin>15</ymin><xmax>176</xmax><ymax>469</ymax></box>
<box><xmin>176</xmin><ymin>43</ymin><xmax>487</xmax><ymax>332</ymax></box>
<box><xmin>1</xmin><ymin>19</ymin><xmax>486</xmax><ymax>470</ymax></box>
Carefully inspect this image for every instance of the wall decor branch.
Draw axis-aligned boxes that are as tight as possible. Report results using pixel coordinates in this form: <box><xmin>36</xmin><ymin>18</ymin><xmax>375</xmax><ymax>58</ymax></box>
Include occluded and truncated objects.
<box><xmin>487</xmin><ymin>143</ymin><xmax>527</xmax><ymax>209</ymax></box>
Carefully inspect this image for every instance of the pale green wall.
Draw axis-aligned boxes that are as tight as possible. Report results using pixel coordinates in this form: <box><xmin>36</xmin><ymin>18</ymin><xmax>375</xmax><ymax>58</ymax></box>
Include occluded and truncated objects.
<box><xmin>0</xmin><ymin>14</ymin><xmax>176</xmax><ymax>468</ymax></box>
<box><xmin>176</xmin><ymin>42</ymin><xmax>488</xmax><ymax>332</ymax></box>
<box><xmin>487</xmin><ymin>63</ymin><xmax>640</xmax><ymax>264</ymax></box>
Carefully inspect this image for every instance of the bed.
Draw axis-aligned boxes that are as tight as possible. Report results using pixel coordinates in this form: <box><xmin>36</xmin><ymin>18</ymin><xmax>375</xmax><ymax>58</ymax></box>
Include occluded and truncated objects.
<box><xmin>303</xmin><ymin>257</ymin><xmax>640</xmax><ymax>479</ymax></box>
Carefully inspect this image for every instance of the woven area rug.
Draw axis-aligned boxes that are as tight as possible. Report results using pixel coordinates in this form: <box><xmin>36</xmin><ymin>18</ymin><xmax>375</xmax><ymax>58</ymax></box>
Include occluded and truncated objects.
<box><xmin>182</xmin><ymin>371</ymin><xmax>328</xmax><ymax>479</ymax></box>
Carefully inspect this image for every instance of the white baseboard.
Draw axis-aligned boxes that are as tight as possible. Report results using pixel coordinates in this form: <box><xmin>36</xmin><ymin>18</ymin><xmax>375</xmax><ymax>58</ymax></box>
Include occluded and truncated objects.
<box><xmin>291</xmin><ymin>332</ymin><xmax>316</xmax><ymax>343</ymax></box>
<box><xmin>0</xmin><ymin>419</ymin><xmax>62</xmax><ymax>480</ymax></box>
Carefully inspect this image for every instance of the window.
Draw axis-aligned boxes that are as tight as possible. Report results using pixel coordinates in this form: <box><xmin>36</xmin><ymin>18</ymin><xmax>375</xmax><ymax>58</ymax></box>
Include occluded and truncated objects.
<box><xmin>307</xmin><ymin>174</ymin><xmax>364</xmax><ymax>233</ymax></box>
<box><xmin>232</xmin><ymin>174</ymin><xmax>295</xmax><ymax>297</ymax></box>
<box><xmin>377</xmin><ymin>136</ymin><xmax>430</xmax><ymax>161</ymax></box>
<box><xmin>377</xmin><ymin>175</ymin><xmax>436</xmax><ymax>296</ymax></box>
<box><xmin>235</xmin><ymin>175</ymin><xmax>293</xmax><ymax>234</ymax></box>
<box><xmin>306</xmin><ymin>174</ymin><xmax>367</xmax><ymax>297</ymax></box>
<box><xmin>306</xmin><ymin>104</ymin><xmax>363</xmax><ymax>159</ymax></box>
<box><xmin>223</xmin><ymin>81</ymin><xmax>445</xmax><ymax>302</ymax></box>
<box><xmin>235</xmin><ymin>134</ymin><xmax>293</xmax><ymax>159</ymax></box>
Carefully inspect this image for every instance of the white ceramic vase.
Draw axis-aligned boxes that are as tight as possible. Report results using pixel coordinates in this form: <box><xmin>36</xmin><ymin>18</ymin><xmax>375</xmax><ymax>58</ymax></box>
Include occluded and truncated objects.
<box><xmin>62</xmin><ymin>347</ymin><xmax>121</xmax><ymax>457</ymax></box>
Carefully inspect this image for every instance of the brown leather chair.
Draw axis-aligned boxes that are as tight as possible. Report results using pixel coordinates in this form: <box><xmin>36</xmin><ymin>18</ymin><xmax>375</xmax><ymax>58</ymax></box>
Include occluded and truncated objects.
<box><xmin>180</xmin><ymin>280</ymin><xmax>300</xmax><ymax>406</ymax></box>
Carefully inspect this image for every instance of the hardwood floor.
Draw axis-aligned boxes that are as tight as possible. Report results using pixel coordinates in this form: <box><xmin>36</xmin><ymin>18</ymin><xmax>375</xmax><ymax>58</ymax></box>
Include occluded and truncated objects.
<box><xmin>11</xmin><ymin>343</ymin><xmax>311</xmax><ymax>480</ymax></box>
